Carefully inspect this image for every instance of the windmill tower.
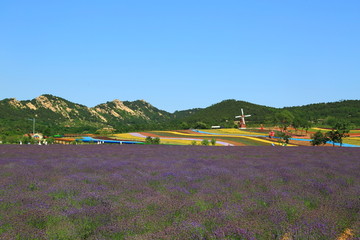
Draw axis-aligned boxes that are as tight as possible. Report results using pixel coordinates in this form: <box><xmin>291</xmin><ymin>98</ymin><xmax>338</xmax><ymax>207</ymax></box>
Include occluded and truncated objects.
<box><xmin>235</xmin><ymin>109</ymin><xmax>251</xmax><ymax>129</ymax></box>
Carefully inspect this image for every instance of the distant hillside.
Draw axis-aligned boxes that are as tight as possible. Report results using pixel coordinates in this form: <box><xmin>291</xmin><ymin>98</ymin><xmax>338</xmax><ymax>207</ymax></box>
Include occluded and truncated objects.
<box><xmin>181</xmin><ymin>99</ymin><xmax>277</xmax><ymax>127</ymax></box>
<box><xmin>0</xmin><ymin>95</ymin><xmax>359</xmax><ymax>136</ymax></box>
<box><xmin>181</xmin><ymin>99</ymin><xmax>360</xmax><ymax>127</ymax></box>
<box><xmin>172</xmin><ymin>108</ymin><xmax>202</xmax><ymax>120</ymax></box>
<box><xmin>0</xmin><ymin>94</ymin><xmax>173</xmax><ymax>135</ymax></box>
<box><xmin>284</xmin><ymin>100</ymin><xmax>360</xmax><ymax>126</ymax></box>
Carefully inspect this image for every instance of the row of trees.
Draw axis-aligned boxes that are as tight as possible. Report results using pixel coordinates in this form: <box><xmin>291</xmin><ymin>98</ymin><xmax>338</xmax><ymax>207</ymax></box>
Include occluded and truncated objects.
<box><xmin>191</xmin><ymin>139</ymin><xmax>217</xmax><ymax>146</ymax></box>
<box><xmin>311</xmin><ymin>122</ymin><xmax>351</xmax><ymax>147</ymax></box>
<box><xmin>144</xmin><ymin>136</ymin><xmax>217</xmax><ymax>146</ymax></box>
<box><xmin>273</xmin><ymin>110</ymin><xmax>312</xmax><ymax>133</ymax></box>
<box><xmin>273</xmin><ymin>110</ymin><xmax>353</xmax><ymax>147</ymax></box>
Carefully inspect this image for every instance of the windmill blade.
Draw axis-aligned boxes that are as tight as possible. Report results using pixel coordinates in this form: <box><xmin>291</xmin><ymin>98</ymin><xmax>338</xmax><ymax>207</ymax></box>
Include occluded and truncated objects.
<box><xmin>241</xmin><ymin>109</ymin><xmax>244</xmax><ymax>115</ymax></box>
<box><xmin>235</xmin><ymin>116</ymin><xmax>241</xmax><ymax>118</ymax></box>
<box><xmin>244</xmin><ymin>115</ymin><xmax>251</xmax><ymax>117</ymax></box>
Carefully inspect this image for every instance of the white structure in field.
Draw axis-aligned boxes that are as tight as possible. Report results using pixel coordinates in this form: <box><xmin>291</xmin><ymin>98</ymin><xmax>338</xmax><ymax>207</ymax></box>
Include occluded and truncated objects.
<box><xmin>235</xmin><ymin>109</ymin><xmax>251</xmax><ymax>129</ymax></box>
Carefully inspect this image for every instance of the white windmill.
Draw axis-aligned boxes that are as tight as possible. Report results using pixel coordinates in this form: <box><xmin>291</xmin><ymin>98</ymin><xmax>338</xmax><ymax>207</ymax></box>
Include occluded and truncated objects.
<box><xmin>235</xmin><ymin>109</ymin><xmax>251</xmax><ymax>129</ymax></box>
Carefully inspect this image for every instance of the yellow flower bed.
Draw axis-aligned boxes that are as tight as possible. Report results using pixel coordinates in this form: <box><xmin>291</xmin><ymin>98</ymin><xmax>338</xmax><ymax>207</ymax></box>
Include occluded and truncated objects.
<box><xmin>159</xmin><ymin>138</ymin><xmax>223</xmax><ymax>146</ymax></box>
<box><xmin>112</xmin><ymin>133</ymin><xmax>225</xmax><ymax>145</ymax></box>
<box><xmin>112</xmin><ymin>133</ymin><xmax>145</xmax><ymax>141</ymax></box>
<box><xmin>203</xmin><ymin>128</ymin><xmax>268</xmax><ymax>136</ymax></box>
<box><xmin>343</xmin><ymin>137</ymin><xmax>360</xmax><ymax>146</ymax></box>
<box><xmin>156</xmin><ymin>131</ymin><xmax>295</xmax><ymax>146</ymax></box>
<box><xmin>312</xmin><ymin>128</ymin><xmax>360</xmax><ymax>134</ymax></box>
<box><xmin>113</xmin><ymin>130</ymin><xmax>298</xmax><ymax>146</ymax></box>
<box><xmin>241</xmin><ymin>136</ymin><xmax>296</xmax><ymax>146</ymax></box>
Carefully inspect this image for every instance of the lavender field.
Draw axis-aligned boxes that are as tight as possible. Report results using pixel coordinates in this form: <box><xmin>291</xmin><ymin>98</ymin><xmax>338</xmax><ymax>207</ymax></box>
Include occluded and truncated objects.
<box><xmin>0</xmin><ymin>145</ymin><xmax>359</xmax><ymax>239</ymax></box>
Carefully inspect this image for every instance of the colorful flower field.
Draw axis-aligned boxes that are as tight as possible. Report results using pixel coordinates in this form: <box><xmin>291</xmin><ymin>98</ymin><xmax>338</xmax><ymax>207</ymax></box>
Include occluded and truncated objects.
<box><xmin>112</xmin><ymin>129</ymin><xmax>360</xmax><ymax>147</ymax></box>
<box><xmin>113</xmin><ymin>129</ymin><xmax>286</xmax><ymax>146</ymax></box>
<box><xmin>0</xmin><ymin>145</ymin><xmax>359</xmax><ymax>239</ymax></box>
<box><xmin>53</xmin><ymin>128</ymin><xmax>360</xmax><ymax>147</ymax></box>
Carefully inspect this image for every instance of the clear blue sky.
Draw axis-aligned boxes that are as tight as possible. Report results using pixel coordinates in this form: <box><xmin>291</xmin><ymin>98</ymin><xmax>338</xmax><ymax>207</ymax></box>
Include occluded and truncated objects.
<box><xmin>1</xmin><ymin>1</ymin><xmax>359</xmax><ymax>112</ymax></box>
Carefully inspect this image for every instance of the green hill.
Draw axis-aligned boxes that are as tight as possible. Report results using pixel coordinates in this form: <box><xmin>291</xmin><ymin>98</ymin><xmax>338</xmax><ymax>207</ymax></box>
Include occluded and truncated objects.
<box><xmin>179</xmin><ymin>99</ymin><xmax>360</xmax><ymax>128</ymax></box>
<box><xmin>0</xmin><ymin>95</ymin><xmax>359</xmax><ymax>138</ymax></box>
<box><xmin>283</xmin><ymin>100</ymin><xmax>360</xmax><ymax>126</ymax></box>
<box><xmin>179</xmin><ymin>99</ymin><xmax>277</xmax><ymax>128</ymax></box>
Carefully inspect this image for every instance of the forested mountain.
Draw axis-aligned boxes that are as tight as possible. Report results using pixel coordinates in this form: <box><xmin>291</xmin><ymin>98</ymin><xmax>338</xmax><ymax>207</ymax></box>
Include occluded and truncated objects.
<box><xmin>283</xmin><ymin>100</ymin><xmax>360</xmax><ymax>126</ymax></box>
<box><xmin>179</xmin><ymin>99</ymin><xmax>360</xmax><ymax>128</ymax></box>
<box><xmin>0</xmin><ymin>95</ymin><xmax>359</xmax><ymax>136</ymax></box>
<box><xmin>179</xmin><ymin>99</ymin><xmax>277</xmax><ymax>127</ymax></box>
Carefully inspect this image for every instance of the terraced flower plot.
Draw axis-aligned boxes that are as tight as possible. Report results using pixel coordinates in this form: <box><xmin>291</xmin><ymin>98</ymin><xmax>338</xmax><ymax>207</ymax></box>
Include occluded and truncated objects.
<box><xmin>113</xmin><ymin>128</ymin><xmax>360</xmax><ymax>147</ymax></box>
<box><xmin>54</xmin><ymin>128</ymin><xmax>360</xmax><ymax>147</ymax></box>
<box><xmin>0</xmin><ymin>145</ymin><xmax>359</xmax><ymax>239</ymax></box>
<box><xmin>113</xmin><ymin>129</ymin><xmax>285</xmax><ymax>146</ymax></box>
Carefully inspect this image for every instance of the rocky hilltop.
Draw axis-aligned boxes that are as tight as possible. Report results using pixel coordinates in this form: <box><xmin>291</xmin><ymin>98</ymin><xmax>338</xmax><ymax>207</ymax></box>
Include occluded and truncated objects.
<box><xmin>0</xmin><ymin>94</ymin><xmax>172</xmax><ymax>133</ymax></box>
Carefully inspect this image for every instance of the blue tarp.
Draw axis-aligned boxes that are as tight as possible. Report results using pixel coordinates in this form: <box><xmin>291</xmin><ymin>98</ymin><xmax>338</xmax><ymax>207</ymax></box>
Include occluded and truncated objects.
<box><xmin>78</xmin><ymin>137</ymin><xmax>143</xmax><ymax>144</ymax></box>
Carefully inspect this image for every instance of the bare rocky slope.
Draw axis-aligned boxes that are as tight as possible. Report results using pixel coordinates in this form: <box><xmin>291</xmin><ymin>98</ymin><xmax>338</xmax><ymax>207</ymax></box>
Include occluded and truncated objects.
<box><xmin>0</xmin><ymin>94</ymin><xmax>173</xmax><ymax>133</ymax></box>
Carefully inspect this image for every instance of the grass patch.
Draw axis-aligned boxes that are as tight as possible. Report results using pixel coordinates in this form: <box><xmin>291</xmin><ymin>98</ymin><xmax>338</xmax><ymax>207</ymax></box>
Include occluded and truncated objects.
<box><xmin>232</xmin><ymin>192</ymin><xmax>243</xmax><ymax>202</ymax></box>
<box><xmin>167</xmin><ymin>209</ymin><xmax>187</xmax><ymax>224</ymax></box>
<box><xmin>27</xmin><ymin>217</ymin><xmax>47</xmax><ymax>229</ymax></box>
<box><xmin>194</xmin><ymin>200</ymin><xmax>214</xmax><ymax>212</ymax></box>
<box><xmin>28</xmin><ymin>183</ymin><xmax>39</xmax><ymax>191</ymax></box>
<box><xmin>148</xmin><ymin>180</ymin><xmax>166</xmax><ymax>191</ymax></box>
<box><xmin>282</xmin><ymin>205</ymin><xmax>299</xmax><ymax>223</ymax></box>
<box><xmin>79</xmin><ymin>197</ymin><xmax>100</xmax><ymax>207</ymax></box>
<box><xmin>303</xmin><ymin>198</ymin><xmax>319</xmax><ymax>210</ymax></box>
<box><xmin>45</xmin><ymin>215</ymin><xmax>77</xmax><ymax>240</ymax></box>
<box><xmin>0</xmin><ymin>202</ymin><xmax>17</xmax><ymax>211</ymax></box>
<box><xmin>49</xmin><ymin>190</ymin><xmax>77</xmax><ymax>200</ymax></box>
<box><xmin>0</xmin><ymin>223</ymin><xmax>12</xmax><ymax>235</ymax></box>
<box><xmin>257</xmin><ymin>199</ymin><xmax>269</xmax><ymax>208</ymax></box>
<box><xmin>45</xmin><ymin>215</ymin><xmax>101</xmax><ymax>240</ymax></box>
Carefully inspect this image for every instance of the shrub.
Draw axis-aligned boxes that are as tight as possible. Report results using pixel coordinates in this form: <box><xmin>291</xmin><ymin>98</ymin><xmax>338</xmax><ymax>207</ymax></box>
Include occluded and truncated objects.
<box><xmin>145</xmin><ymin>136</ymin><xmax>153</xmax><ymax>144</ymax></box>
<box><xmin>145</xmin><ymin>136</ymin><xmax>160</xmax><ymax>145</ymax></box>
<box><xmin>201</xmin><ymin>139</ymin><xmax>209</xmax><ymax>146</ymax></box>
<box><xmin>153</xmin><ymin>137</ymin><xmax>160</xmax><ymax>145</ymax></box>
<box><xmin>275</xmin><ymin>132</ymin><xmax>291</xmax><ymax>145</ymax></box>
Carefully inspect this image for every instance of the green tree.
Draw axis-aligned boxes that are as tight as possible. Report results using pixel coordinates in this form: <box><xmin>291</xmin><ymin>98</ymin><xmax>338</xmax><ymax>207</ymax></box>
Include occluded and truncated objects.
<box><xmin>42</xmin><ymin>126</ymin><xmax>51</xmax><ymax>137</ymax></box>
<box><xmin>326</xmin><ymin>122</ymin><xmax>351</xmax><ymax>147</ymax></box>
<box><xmin>323</xmin><ymin>116</ymin><xmax>337</xmax><ymax>127</ymax></box>
<box><xmin>145</xmin><ymin>136</ymin><xmax>153</xmax><ymax>144</ymax></box>
<box><xmin>310</xmin><ymin>131</ymin><xmax>329</xmax><ymax>146</ymax></box>
<box><xmin>210</xmin><ymin>138</ymin><xmax>216</xmax><ymax>146</ymax></box>
<box><xmin>300</xmin><ymin>119</ymin><xmax>312</xmax><ymax>134</ymax></box>
<box><xmin>46</xmin><ymin>137</ymin><xmax>55</xmax><ymax>144</ymax></box>
<box><xmin>152</xmin><ymin>137</ymin><xmax>160</xmax><ymax>144</ymax></box>
<box><xmin>193</xmin><ymin>122</ymin><xmax>208</xmax><ymax>129</ymax></box>
<box><xmin>292</xmin><ymin>118</ymin><xmax>302</xmax><ymax>134</ymax></box>
<box><xmin>180</xmin><ymin>122</ymin><xmax>190</xmax><ymax>130</ymax></box>
<box><xmin>145</xmin><ymin>136</ymin><xmax>160</xmax><ymax>144</ymax></box>
<box><xmin>274</xmin><ymin>110</ymin><xmax>295</xmax><ymax>131</ymax></box>
<box><xmin>275</xmin><ymin>132</ymin><xmax>291</xmax><ymax>146</ymax></box>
